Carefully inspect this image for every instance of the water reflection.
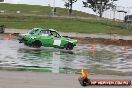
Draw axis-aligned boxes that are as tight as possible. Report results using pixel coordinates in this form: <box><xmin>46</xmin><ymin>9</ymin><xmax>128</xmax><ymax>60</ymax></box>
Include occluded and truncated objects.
<box><xmin>17</xmin><ymin>47</ymin><xmax>77</xmax><ymax>74</ymax></box>
<box><xmin>52</xmin><ymin>52</ymin><xmax>60</xmax><ymax>73</ymax></box>
<box><xmin>0</xmin><ymin>40</ymin><xmax>132</xmax><ymax>75</ymax></box>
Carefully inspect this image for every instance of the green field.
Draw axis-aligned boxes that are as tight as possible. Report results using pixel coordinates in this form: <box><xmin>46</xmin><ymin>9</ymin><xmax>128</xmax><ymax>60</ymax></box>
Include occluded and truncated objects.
<box><xmin>0</xmin><ymin>3</ymin><xmax>132</xmax><ymax>35</ymax></box>
<box><xmin>0</xmin><ymin>3</ymin><xmax>94</xmax><ymax>17</ymax></box>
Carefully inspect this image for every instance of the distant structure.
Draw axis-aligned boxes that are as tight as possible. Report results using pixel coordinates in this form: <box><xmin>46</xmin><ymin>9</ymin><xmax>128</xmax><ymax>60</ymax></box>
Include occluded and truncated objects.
<box><xmin>124</xmin><ymin>15</ymin><xmax>132</xmax><ymax>29</ymax></box>
<box><xmin>0</xmin><ymin>0</ymin><xmax>4</xmax><ymax>2</ymax></box>
<box><xmin>124</xmin><ymin>15</ymin><xmax>132</xmax><ymax>22</ymax></box>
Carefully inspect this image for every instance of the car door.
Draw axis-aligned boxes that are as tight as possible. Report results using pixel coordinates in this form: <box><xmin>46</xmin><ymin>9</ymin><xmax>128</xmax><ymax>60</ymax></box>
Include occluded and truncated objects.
<box><xmin>50</xmin><ymin>31</ymin><xmax>62</xmax><ymax>47</ymax></box>
<box><xmin>40</xmin><ymin>30</ymin><xmax>53</xmax><ymax>47</ymax></box>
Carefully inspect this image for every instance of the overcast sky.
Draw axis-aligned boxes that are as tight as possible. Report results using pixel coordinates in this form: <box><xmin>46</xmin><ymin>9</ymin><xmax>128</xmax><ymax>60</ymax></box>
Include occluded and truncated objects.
<box><xmin>4</xmin><ymin>0</ymin><xmax>132</xmax><ymax>7</ymax></box>
<box><xmin>4</xmin><ymin>0</ymin><xmax>132</xmax><ymax>12</ymax></box>
<box><xmin>4</xmin><ymin>0</ymin><xmax>132</xmax><ymax>19</ymax></box>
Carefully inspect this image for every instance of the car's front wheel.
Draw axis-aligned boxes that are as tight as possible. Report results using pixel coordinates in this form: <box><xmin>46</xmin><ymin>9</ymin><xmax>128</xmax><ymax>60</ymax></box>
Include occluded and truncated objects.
<box><xmin>65</xmin><ymin>43</ymin><xmax>74</xmax><ymax>50</ymax></box>
<box><xmin>32</xmin><ymin>40</ymin><xmax>42</xmax><ymax>48</ymax></box>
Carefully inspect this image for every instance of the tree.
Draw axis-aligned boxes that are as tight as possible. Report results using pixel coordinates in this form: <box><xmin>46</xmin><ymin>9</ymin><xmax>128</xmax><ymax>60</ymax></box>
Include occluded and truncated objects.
<box><xmin>64</xmin><ymin>0</ymin><xmax>77</xmax><ymax>16</ymax></box>
<box><xmin>83</xmin><ymin>0</ymin><xmax>118</xmax><ymax>17</ymax></box>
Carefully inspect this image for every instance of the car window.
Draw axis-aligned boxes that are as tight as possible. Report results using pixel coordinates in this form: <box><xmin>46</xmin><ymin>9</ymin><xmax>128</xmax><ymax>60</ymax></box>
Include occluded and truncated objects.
<box><xmin>40</xmin><ymin>30</ymin><xmax>50</xmax><ymax>36</ymax></box>
<box><xmin>29</xmin><ymin>29</ymin><xmax>38</xmax><ymax>35</ymax></box>
<box><xmin>50</xmin><ymin>31</ymin><xmax>61</xmax><ymax>37</ymax></box>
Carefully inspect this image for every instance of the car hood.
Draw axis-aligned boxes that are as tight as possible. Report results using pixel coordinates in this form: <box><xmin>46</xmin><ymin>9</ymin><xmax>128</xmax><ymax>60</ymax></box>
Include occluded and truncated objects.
<box><xmin>63</xmin><ymin>37</ymin><xmax>77</xmax><ymax>44</ymax></box>
<box><xmin>19</xmin><ymin>33</ymin><xmax>30</xmax><ymax>36</ymax></box>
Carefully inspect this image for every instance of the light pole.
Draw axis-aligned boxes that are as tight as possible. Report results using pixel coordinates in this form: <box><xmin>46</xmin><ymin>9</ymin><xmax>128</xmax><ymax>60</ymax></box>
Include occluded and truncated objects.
<box><xmin>52</xmin><ymin>0</ymin><xmax>56</xmax><ymax>16</ymax></box>
<box><xmin>113</xmin><ymin>5</ymin><xmax>116</xmax><ymax>21</ymax></box>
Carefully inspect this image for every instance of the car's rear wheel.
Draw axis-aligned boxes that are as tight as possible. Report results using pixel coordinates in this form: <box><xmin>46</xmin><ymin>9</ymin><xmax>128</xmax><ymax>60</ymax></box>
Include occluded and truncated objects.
<box><xmin>32</xmin><ymin>40</ymin><xmax>42</xmax><ymax>48</ymax></box>
<box><xmin>65</xmin><ymin>43</ymin><xmax>74</xmax><ymax>50</ymax></box>
<box><xmin>19</xmin><ymin>38</ymin><xmax>24</xmax><ymax>43</ymax></box>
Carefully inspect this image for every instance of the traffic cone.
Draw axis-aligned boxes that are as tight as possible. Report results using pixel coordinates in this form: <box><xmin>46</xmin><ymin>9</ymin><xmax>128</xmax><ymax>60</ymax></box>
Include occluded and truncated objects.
<box><xmin>8</xmin><ymin>33</ymin><xmax>12</xmax><ymax>40</ymax></box>
<box><xmin>81</xmin><ymin>68</ymin><xmax>89</xmax><ymax>78</ymax></box>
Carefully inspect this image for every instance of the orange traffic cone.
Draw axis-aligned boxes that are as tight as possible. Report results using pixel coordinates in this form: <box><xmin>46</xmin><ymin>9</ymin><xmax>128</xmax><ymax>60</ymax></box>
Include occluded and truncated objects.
<box><xmin>81</xmin><ymin>68</ymin><xmax>89</xmax><ymax>78</ymax></box>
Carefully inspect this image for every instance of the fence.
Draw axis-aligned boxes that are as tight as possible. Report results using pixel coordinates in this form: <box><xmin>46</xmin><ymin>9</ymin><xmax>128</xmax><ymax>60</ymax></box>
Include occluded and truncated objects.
<box><xmin>103</xmin><ymin>6</ymin><xmax>132</xmax><ymax>21</ymax></box>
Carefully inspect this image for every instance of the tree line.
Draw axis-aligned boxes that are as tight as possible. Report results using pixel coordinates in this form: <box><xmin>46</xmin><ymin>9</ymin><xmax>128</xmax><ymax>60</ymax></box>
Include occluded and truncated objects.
<box><xmin>63</xmin><ymin>0</ymin><xmax>118</xmax><ymax>17</ymax></box>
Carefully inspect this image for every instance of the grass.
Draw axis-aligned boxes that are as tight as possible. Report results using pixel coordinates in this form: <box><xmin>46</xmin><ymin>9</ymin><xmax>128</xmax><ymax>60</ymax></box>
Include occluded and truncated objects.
<box><xmin>0</xmin><ymin>3</ymin><xmax>132</xmax><ymax>35</ymax></box>
<box><xmin>0</xmin><ymin>3</ymin><xmax>95</xmax><ymax>17</ymax></box>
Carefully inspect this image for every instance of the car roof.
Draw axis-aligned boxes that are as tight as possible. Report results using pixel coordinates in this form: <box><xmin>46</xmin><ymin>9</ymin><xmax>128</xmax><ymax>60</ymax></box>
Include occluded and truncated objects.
<box><xmin>48</xmin><ymin>29</ymin><xmax>57</xmax><ymax>32</ymax></box>
<box><xmin>33</xmin><ymin>28</ymin><xmax>57</xmax><ymax>32</ymax></box>
<box><xmin>42</xmin><ymin>29</ymin><xmax>57</xmax><ymax>32</ymax></box>
<box><xmin>33</xmin><ymin>28</ymin><xmax>43</xmax><ymax>30</ymax></box>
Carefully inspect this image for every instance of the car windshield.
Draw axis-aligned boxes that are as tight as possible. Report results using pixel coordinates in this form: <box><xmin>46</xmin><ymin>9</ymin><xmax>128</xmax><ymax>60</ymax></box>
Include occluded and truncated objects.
<box><xmin>40</xmin><ymin>30</ymin><xmax>50</xmax><ymax>36</ymax></box>
<box><xmin>29</xmin><ymin>29</ymin><xmax>38</xmax><ymax>34</ymax></box>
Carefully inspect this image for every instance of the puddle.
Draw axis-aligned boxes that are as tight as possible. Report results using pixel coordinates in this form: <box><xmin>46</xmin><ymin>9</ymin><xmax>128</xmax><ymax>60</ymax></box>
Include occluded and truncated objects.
<box><xmin>0</xmin><ymin>40</ymin><xmax>132</xmax><ymax>75</ymax></box>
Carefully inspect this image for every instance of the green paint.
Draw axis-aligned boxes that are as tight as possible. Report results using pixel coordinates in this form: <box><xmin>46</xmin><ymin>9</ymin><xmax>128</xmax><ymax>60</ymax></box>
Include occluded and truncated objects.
<box><xmin>18</xmin><ymin>28</ymin><xmax>77</xmax><ymax>50</ymax></box>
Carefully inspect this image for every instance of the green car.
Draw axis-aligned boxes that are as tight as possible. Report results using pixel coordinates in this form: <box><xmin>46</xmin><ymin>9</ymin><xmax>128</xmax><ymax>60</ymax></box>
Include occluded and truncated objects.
<box><xmin>18</xmin><ymin>28</ymin><xmax>77</xmax><ymax>50</ymax></box>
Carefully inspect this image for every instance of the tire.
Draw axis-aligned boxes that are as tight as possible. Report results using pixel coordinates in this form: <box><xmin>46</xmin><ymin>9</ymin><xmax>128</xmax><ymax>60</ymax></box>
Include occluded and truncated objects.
<box><xmin>65</xmin><ymin>43</ymin><xmax>74</xmax><ymax>50</ymax></box>
<box><xmin>32</xmin><ymin>40</ymin><xmax>42</xmax><ymax>48</ymax></box>
<box><xmin>18</xmin><ymin>38</ymin><xmax>24</xmax><ymax>43</ymax></box>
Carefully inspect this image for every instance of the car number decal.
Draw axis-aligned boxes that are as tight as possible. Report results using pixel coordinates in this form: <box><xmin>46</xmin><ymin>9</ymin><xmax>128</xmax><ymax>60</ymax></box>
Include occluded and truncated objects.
<box><xmin>53</xmin><ymin>40</ymin><xmax>61</xmax><ymax>46</ymax></box>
